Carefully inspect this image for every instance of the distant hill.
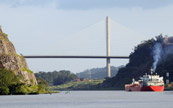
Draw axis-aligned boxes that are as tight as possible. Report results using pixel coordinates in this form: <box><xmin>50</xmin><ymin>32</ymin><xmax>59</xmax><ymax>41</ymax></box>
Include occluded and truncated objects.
<box><xmin>76</xmin><ymin>66</ymin><xmax>124</xmax><ymax>79</ymax></box>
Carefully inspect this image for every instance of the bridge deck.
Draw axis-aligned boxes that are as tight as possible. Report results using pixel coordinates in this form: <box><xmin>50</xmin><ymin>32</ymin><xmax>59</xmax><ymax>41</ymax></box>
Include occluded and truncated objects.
<box><xmin>24</xmin><ymin>55</ymin><xmax>129</xmax><ymax>59</ymax></box>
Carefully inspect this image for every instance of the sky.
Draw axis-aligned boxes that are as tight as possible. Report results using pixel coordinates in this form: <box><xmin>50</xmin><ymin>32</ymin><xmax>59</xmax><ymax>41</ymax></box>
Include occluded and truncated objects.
<box><xmin>0</xmin><ymin>0</ymin><xmax>173</xmax><ymax>73</ymax></box>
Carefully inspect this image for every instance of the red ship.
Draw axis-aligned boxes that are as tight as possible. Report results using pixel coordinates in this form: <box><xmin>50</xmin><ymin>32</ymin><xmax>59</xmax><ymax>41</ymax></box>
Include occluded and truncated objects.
<box><xmin>125</xmin><ymin>69</ymin><xmax>164</xmax><ymax>92</ymax></box>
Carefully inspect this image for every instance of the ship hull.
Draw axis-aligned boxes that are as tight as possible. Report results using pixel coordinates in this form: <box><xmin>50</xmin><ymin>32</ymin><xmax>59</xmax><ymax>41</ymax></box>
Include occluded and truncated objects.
<box><xmin>125</xmin><ymin>85</ymin><xmax>164</xmax><ymax>92</ymax></box>
<box><xmin>140</xmin><ymin>86</ymin><xmax>164</xmax><ymax>91</ymax></box>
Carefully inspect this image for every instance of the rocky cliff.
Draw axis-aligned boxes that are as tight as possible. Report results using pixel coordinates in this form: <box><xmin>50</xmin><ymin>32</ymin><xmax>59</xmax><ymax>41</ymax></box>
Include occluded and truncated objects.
<box><xmin>0</xmin><ymin>27</ymin><xmax>37</xmax><ymax>85</ymax></box>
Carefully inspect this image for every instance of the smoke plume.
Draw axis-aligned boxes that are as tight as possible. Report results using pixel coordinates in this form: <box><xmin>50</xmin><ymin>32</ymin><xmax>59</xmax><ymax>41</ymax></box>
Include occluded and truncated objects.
<box><xmin>152</xmin><ymin>43</ymin><xmax>162</xmax><ymax>72</ymax></box>
<box><xmin>152</xmin><ymin>36</ymin><xmax>173</xmax><ymax>72</ymax></box>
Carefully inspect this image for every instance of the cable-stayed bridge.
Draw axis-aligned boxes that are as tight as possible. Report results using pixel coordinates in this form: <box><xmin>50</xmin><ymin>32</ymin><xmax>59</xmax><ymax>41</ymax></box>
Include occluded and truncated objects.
<box><xmin>24</xmin><ymin>16</ymin><xmax>130</xmax><ymax>78</ymax></box>
<box><xmin>24</xmin><ymin>17</ymin><xmax>138</xmax><ymax>77</ymax></box>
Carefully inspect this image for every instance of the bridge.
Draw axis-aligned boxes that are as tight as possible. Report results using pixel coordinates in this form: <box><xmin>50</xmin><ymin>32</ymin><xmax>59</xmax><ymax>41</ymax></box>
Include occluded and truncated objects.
<box><xmin>24</xmin><ymin>16</ymin><xmax>130</xmax><ymax>78</ymax></box>
<box><xmin>24</xmin><ymin>55</ymin><xmax>129</xmax><ymax>78</ymax></box>
<box><xmin>24</xmin><ymin>55</ymin><xmax>129</xmax><ymax>59</ymax></box>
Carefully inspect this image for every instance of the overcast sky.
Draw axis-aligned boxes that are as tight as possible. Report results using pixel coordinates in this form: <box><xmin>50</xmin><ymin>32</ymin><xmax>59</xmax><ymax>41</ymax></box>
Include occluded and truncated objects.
<box><xmin>0</xmin><ymin>0</ymin><xmax>173</xmax><ymax>73</ymax></box>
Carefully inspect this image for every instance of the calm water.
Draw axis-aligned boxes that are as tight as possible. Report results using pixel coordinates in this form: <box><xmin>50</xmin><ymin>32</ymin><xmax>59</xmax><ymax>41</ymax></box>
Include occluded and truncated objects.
<box><xmin>0</xmin><ymin>91</ymin><xmax>173</xmax><ymax>108</ymax></box>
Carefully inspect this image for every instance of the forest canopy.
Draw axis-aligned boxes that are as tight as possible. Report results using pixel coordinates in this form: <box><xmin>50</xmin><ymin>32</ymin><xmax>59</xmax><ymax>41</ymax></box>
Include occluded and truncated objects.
<box><xmin>35</xmin><ymin>70</ymin><xmax>78</xmax><ymax>86</ymax></box>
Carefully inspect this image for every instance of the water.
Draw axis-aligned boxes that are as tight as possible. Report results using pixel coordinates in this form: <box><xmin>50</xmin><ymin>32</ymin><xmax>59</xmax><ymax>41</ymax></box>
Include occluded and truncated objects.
<box><xmin>0</xmin><ymin>91</ymin><xmax>173</xmax><ymax>108</ymax></box>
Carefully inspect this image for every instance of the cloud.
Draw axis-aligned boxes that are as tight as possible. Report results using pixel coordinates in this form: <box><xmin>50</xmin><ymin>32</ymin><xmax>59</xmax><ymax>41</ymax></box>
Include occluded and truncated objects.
<box><xmin>0</xmin><ymin>0</ymin><xmax>56</xmax><ymax>8</ymax></box>
<box><xmin>0</xmin><ymin>0</ymin><xmax>173</xmax><ymax>10</ymax></box>
<box><xmin>57</xmin><ymin>0</ymin><xmax>173</xmax><ymax>10</ymax></box>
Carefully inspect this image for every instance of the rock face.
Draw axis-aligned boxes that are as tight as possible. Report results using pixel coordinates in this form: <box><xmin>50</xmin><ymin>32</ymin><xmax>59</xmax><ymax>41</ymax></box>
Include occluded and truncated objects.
<box><xmin>0</xmin><ymin>27</ymin><xmax>37</xmax><ymax>85</ymax></box>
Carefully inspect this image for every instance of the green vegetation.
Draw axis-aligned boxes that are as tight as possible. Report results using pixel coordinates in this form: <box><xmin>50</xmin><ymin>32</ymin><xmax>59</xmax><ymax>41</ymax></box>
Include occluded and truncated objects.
<box><xmin>16</xmin><ymin>54</ymin><xmax>25</xmax><ymax>59</ymax></box>
<box><xmin>0</xmin><ymin>36</ymin><xmax>9</xmax><ymax>41</ymax></box>
<box><xmin>76</xmin><ymin>66</ymin><xmax>123</xmax><ymax>79</ymax></box>
<box><xmin>0</xmin><ymin>69</ymin><xmax>36</xmax><ymax>95</ymax></box>
<box><xmin>50</xmin><ymin>79</ymin><xmax>104</xmax><ymax>90</ymax></box>
<box><xmin>36</xmin><ymin>77</ymin><xmax>48</xmax><ymax>93</ymax></box>
<box><xmin>21</xmin><ymin>66</ymin><xmax>34</xmax><ymax>74</ymax></box>
<box><xmin>2</xmin><ymin>33</ymin><xmax>8</xmax><ymax>37</ymax></box>
<box><xmin>35</xmin><ymin>70</ymin><xmax>77</xmax><ymax>86</ymax></box>
<box><xmin>0</xmin><ymin>69</ymin><xmax>18</xmax><ymax>95</ymax></box>
<box><xmin>0</xmin><ymin>69</ymin><xmax>54</xmax><ymax>95</ymax></box>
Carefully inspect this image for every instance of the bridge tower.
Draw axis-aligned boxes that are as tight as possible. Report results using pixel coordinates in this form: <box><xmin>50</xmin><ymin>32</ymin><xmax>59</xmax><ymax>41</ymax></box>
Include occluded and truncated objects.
<box><xmin>106</xmin><ymin>16</ymin><xmax>111</xmax><ymax>78</ymax></box>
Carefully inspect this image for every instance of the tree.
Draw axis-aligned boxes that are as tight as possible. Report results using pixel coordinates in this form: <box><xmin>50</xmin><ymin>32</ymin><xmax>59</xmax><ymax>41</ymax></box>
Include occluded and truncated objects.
<box><xmin>35</xmin><ymin>70</ymin><xmax>78</xmax><ymax>86</ymax></box>
<box><xmin>0</xmin><ymin>69</ymin><xmax>19</xmax><ymax>95</ymax></box>
<box><xmin>37</xmin><ymin>77</ymin><xmax>48</xmax><ymax>93</ymax></box>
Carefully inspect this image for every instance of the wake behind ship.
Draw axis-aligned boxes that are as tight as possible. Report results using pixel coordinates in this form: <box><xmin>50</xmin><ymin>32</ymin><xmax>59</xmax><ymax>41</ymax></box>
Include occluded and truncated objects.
<box><xmin>125</xmin><ymin>69</ymin><xmax>164</xmax><ymax>92</ymax></box>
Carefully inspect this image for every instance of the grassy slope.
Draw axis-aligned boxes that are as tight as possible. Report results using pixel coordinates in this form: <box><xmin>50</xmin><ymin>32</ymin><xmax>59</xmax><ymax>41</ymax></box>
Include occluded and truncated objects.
<box><xmin>50</xmin><ymin>80</ymin><xmax>104</xmax><ymax>90</ymax></box>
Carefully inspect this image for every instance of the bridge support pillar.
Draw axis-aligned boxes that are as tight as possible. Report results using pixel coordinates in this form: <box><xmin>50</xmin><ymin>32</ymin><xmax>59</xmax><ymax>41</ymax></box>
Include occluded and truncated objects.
<box><xmin>106</xmin><ymin>16</ymin><xmax>111</xmax><ymax>78</ymax></box>
<box><xmin>107</xmin><ymin>58</ymin><xmax>111</xmax><ymax>78</ymax></box>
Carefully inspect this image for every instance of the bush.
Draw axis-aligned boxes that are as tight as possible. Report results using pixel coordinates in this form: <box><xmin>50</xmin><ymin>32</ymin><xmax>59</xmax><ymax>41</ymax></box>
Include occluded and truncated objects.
<box><xmin>0</xmin><ymin>69</ymin><xmax>17</xmax><ymax>87</ymax></box>
<box><xmin>0</xmin><ymin>87</ymin><xmax>9</xmax><ymax>95</ymax></box>
<box><xmin>36</xmin><ymin>77</ymin><xmax>48</xmax><ymax>93</ymax></box>
<box><xmin>0</xmin><ymin>69</ymin><xmax>39</xmax><ymax>95</ymax></box>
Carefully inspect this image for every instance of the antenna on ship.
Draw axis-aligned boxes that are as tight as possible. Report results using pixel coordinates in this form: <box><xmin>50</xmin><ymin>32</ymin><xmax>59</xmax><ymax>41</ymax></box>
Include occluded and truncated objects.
<box><xmin>150</xmin><ymin>68</ymin><xmax>154</xmax><ymax>75</ymax></box>
<box><xmin>166</xmin><ymin>72</ymin><xmax>169</xmax><ymax>84</ymax></box>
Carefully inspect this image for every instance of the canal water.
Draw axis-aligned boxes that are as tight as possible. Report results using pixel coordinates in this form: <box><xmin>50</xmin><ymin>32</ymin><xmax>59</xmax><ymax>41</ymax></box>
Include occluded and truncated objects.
<box><xmin>0</xmin><ymin>91</ymin><xmax>173</xmax><ymax>108</ymax></box>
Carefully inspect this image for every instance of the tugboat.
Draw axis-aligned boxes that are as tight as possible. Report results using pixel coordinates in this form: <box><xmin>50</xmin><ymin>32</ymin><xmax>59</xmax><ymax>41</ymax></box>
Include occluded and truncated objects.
<box><xmin>125</xmin><ymin>68</ymin><xmax>164</xmax><ymax>92</ymax></box>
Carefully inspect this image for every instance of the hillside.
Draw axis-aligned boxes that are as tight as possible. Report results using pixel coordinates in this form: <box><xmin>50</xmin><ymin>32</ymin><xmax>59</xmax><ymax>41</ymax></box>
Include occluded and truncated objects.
<box><xmin>76</xmin><ymin>66</ymin><xmax>123</xmax><ymax>79</ymax></box>
<box><xmin>102</xmin><ymin>35</ymin><xmax>173</xmax><ymax>89</ymax></box>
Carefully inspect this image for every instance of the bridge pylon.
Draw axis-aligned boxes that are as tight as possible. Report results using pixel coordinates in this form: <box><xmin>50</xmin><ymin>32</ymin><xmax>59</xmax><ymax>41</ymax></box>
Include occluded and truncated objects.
<box><xmin>106</xmin><ymin>16</ymin><xmax>111</xmax><ymax>78</ymax></box>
